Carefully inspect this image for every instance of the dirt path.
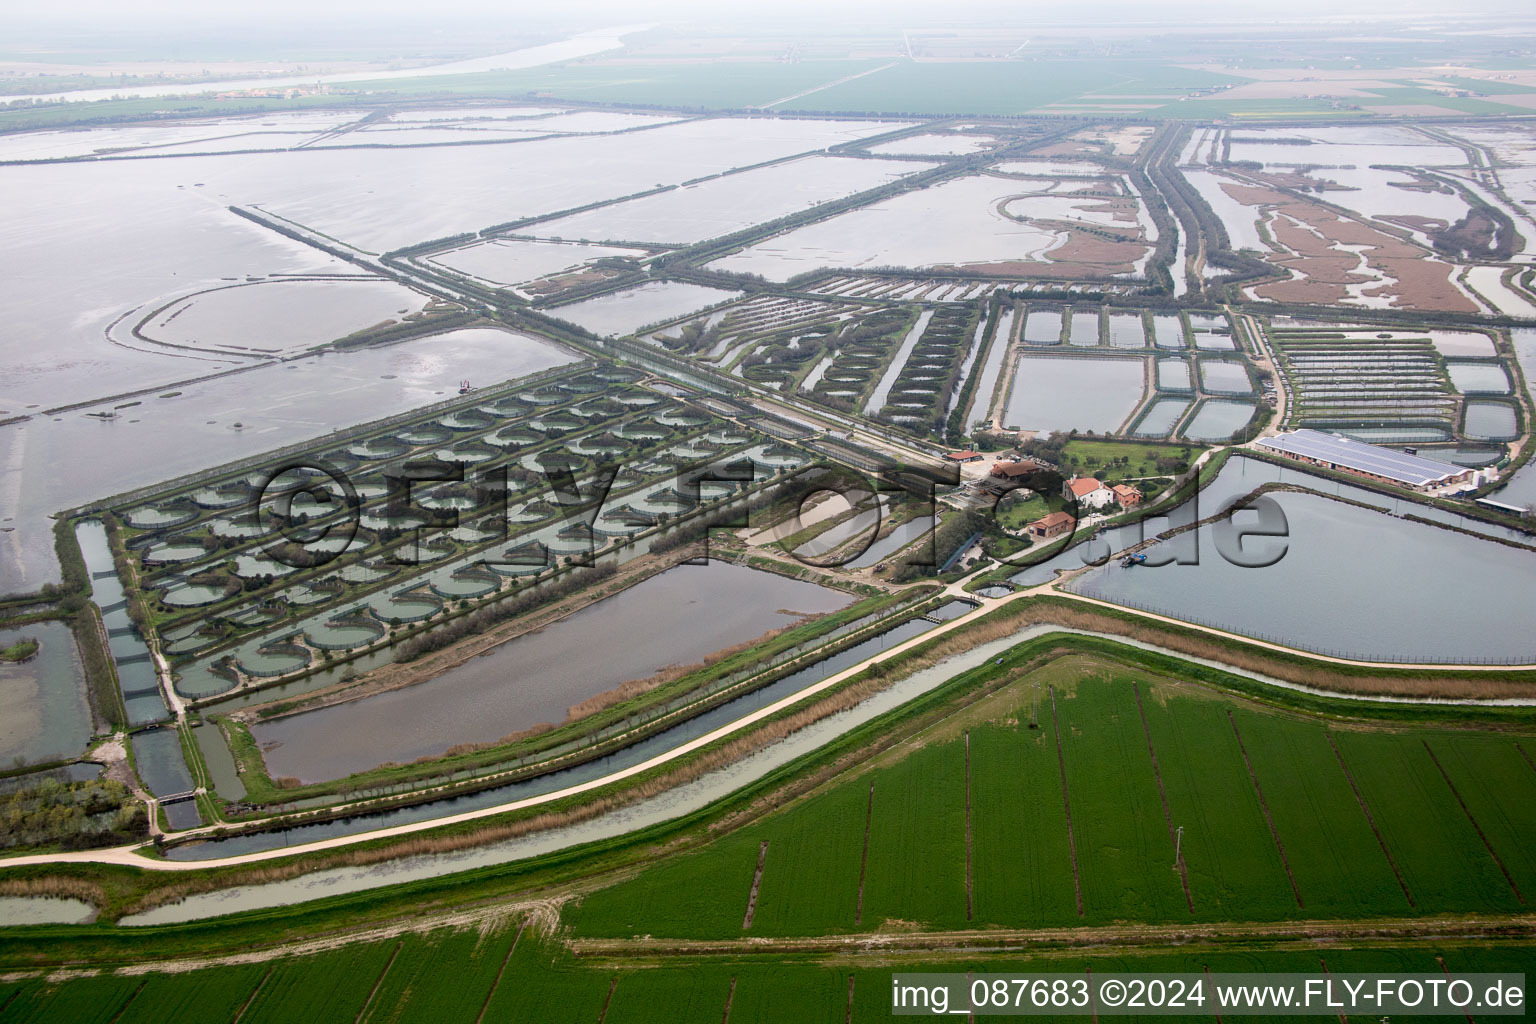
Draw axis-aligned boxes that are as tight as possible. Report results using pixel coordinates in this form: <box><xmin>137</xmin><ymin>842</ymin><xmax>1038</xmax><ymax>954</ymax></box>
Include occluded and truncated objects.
<box><xmin>855</xmin><ymin>782</ymin><xmax>875</xmax><ymax>926</ymax></box>
<box><xmin>567</xmin><ymin>914</ymin><xmax>1536</xmax><ymax>961</ymax></box>
<box><xmin>741</xmin><ymin>841</ymin><xmax>769</xmax><ymax>930</ymax></box>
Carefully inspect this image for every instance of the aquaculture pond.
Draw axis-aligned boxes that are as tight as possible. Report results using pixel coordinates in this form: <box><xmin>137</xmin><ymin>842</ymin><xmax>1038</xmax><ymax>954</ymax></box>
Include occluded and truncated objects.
<box><xmin>75</xmin><ymin>522</ymin><xmax>167</xmax><ymax>726</ymax></box>
<box><xmin>1463</xmin><ymin>401</ymin><xmax>1519</xmax><ymax>441</ymax></box>
<box><xmin>1107</xmin><ymin>314</ymin><xmax>1146</xmax><ymax>348</ymax></box>
<box><xmin>130</xmin><ymin>726</ymin><xmax>195</xmax><ymax>797</ymax></box>
<box><xmin>1180</xmin><ymin>399</ymin><xmax>1256</xmax><ymax>441</ymax></box>
<box><xmin>1198</xmin><ymin>359</ymin><xmax>1254</xmax><ymax>394</ymax></box>
<box><xmin>1133</xmin><ymin>398</ymin><xmax>1191</xmax><ymax>438</ymax></box>
<box><xmin>1492</xmin><ymin>328</ymin><xmax>1536</xmax><ymax>506</ymax></box>
<box><xmin>252</xmin><ymin>561</ymin><xmax>852</xmax><ymax>781</ymax></box>
<box><xmin>1446</xmin><ymin>362</ymin><xmax>1511</xmax><ymax>394</ymax></box>
<box><xmin>1002</xmin><ymin>356</ymin><xmax>1144</xmax><ymax>435</ymax></box>
<box><xmin>967</xmin><ymin>307</ymin><xmax>1015</xmax><ymax>429</ymax></box>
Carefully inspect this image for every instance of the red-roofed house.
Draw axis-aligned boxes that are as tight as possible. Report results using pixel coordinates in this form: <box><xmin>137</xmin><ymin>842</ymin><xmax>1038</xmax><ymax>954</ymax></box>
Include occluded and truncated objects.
<box><xmin>1063</xmin><ymin>476</ymin><xmax>1113</xmax><ymax>510</ymax></box>
<box><xmin>945</xmin><ymin>450</ymin><xmax>984</xmax><ymax>463</ymax></box>
<box><xmin>1112</xmin><ymin>484</ymin><xmax>1143</xmax><ymax>507</ymax></box>
<box><xmin>1027</xmin><ymin>511</ymin><xmax>1076</xmax><ymax>539</ymax></box>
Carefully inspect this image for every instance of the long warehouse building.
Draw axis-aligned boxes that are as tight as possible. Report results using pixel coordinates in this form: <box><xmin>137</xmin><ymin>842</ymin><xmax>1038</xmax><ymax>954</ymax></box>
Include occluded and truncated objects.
<box><xmin>1255</xmin><ymin>429</ymin><xmax>1478</xmax><ymax>492</ymax></box>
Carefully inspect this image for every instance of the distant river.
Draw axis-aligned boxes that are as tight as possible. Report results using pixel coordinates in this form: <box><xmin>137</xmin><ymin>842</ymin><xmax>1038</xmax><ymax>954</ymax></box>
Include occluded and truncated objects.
<box><xmin>13</xmin><ymin>26</ymin><xmax>649</xmax><ymax>105</ymax></box>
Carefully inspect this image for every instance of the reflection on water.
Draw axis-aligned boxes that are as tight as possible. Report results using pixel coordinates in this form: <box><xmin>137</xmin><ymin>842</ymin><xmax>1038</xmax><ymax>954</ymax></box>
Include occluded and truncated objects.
<box><xmin>1070</xmin><ymin>490</ymin><xmax>1536</xmax><ymax>663</ymax></box>
<box><xmin>1002</xmin><ymin>356</ymin><xmax>1144</xmax><ymax>434</ymax></box>
<box><xmin>253</xmin><ymin>561</ymin><xmax>852</xmax><ymax>782</ymax></box>
<box><xmin>0</xmin><ymin>621</ymin><xmax>91</xmax><ymax>765</ymax></box>
<box><xmin>3</xmin><ymin>329</ymin><xmax>576</xmax><ymax>592</ymax></box>
<box><xmin>0</xmin><ymin>896</ymin><xmax>96</xmax><ymax>926</ymax></box>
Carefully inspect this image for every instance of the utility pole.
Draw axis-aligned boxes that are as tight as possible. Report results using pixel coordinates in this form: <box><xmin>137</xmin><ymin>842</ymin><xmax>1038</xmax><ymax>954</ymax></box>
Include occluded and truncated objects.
<box><xmin>1173</xmin><ymin>826</ymin><xmax>1184</xmax><ymax>868</ymax></box>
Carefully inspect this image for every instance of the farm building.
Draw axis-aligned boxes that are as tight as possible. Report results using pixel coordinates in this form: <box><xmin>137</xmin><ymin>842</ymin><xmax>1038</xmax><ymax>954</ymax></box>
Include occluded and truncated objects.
<box><xmin>945</xmin><ymin>450</ymin><xmax>985</xmax><ymax>462</ymax></box>
<box><xmin>1255</xmin><ymin>429</ymin><xmax>1477</xmax><ymax>492</ymax></box>
<box><xmin>982</xmin><ymin>458</ymin><xmax>1044</xmax><ymax>494</ymax></box>
<box><xmin>1028</xmin><ymin>510</ymin><xmax>1076</xmax><ymax>539</ymax></box>
<box><xmin>989</xmin><ymin>458</ymin><xmax>1042</xmax><ymax>480</ymax></box>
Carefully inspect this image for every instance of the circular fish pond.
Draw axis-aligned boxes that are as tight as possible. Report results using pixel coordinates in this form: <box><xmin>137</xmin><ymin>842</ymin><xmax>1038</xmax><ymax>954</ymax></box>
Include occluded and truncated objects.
<box><xmin>124</xmin><ymin>505</ymin><xmax>197</xmax><ymax>529</ymax></box>
<box><xmin>159</xmin><ymin>581</ymin><xmax>231</xmax><ymax>608</ymax></box>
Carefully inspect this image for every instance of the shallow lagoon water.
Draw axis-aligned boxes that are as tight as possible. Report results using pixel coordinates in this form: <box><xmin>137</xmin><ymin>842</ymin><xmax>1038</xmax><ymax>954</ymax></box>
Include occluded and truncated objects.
<box><xmin>430</xmin><ymin>239</ymin><xmax>647</xmax><ymax>286</ymax></box>
<box><xmin>549</xmin><ymin>282</ymin><xmax>741</xmax><ymax>337</ymax></box>
<box><xmin>253</xmin><ymin>561</ymin><xmax>852</xmax><ymax>781</ymax></box>
<box><xmin>1070</xmin><ymin>488</ymin><xmax>1536</xmax><ymax>663</ymax></box>
<box><xmin>533</xmin><ymin>155</ymin><xmax>928</xmax><ymax>246</ymax></box>
<box><xmin>142</xmin><ymin>278</ymin><xmax>424</xmax><ymax>357</ymax></box>
<box><xmin>708</xmin><ymin>174</ymin><xmax>1060</xmax><ymax>281</ymax></box>
<box><xmin>0</xmin><ymin>621</ymin><xmax>91</xmax><ymax>765</ymax></box>
<box><xmin>0</xmin><ymin>327</ymin><xmax>575</xmax><ymax>591</ymax></box>
<box><xmin>0</xmin><ymin>114</ymin><xmax>898</xmax><ymax>414</ymax></box>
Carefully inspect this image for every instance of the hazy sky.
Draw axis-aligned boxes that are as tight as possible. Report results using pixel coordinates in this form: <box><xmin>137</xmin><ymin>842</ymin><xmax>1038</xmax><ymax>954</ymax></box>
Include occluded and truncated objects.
<box><xmin>7</xmin><ymin>0</ymin><xmax>1532</xmax><ymax>24</ymax></box>
<box><xmin>4</xmin><ymin>0</ymin><xmax>1530</xmax><ymax>63</ymax></box>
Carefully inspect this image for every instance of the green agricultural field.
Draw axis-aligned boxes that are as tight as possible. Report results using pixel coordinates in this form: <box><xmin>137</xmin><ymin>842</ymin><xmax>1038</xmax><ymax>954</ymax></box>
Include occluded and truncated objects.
<box><xmin>1136</xmin><ymin>694</ymin><xmax>1299</xmax><ymax>919</ymax></box>
<box><xmin>788</xmin><ymin>59</ymin><xmax>1243</xmax><ymax>116</ymax></box>
<box><xmin>1224</xmin><ymin>715</ymin><xmax>1411</xmax><ymax>917</ymax></box>
<box><xmin>568</xmin><ymin>650</ymin><xmax>1536</xmax><ymax>939</ymax></box>
<box><xmin>3</xmin><ymin>641</ymin><xmax>1534</xmax><ymax>1019</ymax></box>
<box><xmin>1334</xmin><ymin>730</ymin><xmax>1527</xmax><ymax>914</ymax></box>
<box><xmin>857</xmin><ymin>740</ymin><xmax>969</xmax><ymax>930</ymax></box>
<box><xmin>2</xmin><ymin>926</ymin><xmax>1528</xmax><ymax>1022</ymax></box>
<box><xmin>967</xmin><ymin>713</ymin><xmax>1079</xmax><ymax>925</ymax></box>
